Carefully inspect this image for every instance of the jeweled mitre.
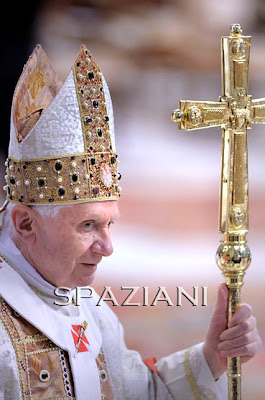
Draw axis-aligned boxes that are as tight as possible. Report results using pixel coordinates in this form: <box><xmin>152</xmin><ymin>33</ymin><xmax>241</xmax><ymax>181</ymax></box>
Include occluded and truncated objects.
<box><xmin>4</xmin><ymin>44</ymin><xmax>121</xmax><ymax>205</ymax></box>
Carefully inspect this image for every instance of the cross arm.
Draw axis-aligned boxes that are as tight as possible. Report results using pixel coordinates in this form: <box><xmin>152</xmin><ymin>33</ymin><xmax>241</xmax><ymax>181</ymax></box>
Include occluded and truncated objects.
<box><xmin>251</xmin><ymin>98</ymin><xmax>265</xmax><ymax>124</ymax></box>
<box><xmin>172</xmin><ymin>100</ymin><xmax>229</xmax><ymax>131</ymax></box>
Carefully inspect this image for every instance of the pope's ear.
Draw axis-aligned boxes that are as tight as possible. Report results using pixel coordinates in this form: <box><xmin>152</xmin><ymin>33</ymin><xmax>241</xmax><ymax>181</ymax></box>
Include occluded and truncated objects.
<box><xmin>11</xmin><ymin>205</ymin><xmax>37</xmax><ymax>240</ymax></box>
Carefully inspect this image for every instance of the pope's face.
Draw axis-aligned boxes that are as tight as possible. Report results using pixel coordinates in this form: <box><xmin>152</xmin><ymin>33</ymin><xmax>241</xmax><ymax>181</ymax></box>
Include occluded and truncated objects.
<box><xmin>28</xmin><ymin>201</ymin><xmax>119</xmax><ymax>288</ymax></box>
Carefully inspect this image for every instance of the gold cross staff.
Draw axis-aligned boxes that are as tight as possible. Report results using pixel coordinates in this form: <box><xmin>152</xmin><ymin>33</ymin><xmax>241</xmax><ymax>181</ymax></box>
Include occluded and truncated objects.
<box><xmin>171</xmin><ymin>24</ymin><xmax>265</xmax><ymax>400</ymax></box>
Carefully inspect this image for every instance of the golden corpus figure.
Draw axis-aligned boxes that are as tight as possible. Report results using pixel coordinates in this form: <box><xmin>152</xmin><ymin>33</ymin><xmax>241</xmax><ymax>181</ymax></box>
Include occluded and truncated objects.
<box><xmin>171</xmin><ymin>24</ymin><xmax>265</xmax><ymax>399</ymax></box>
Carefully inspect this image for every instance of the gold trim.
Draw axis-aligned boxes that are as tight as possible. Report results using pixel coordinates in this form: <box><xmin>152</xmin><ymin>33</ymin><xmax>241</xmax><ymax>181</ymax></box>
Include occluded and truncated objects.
<box><xmin>0</xmin><ymin>294</ymin><xmax>75</xmax><ymax>399</ymax></box>
<box><xmin>8</xmin><ymin>153</ymin><xmax>88</xmax><ymax>163</ymax></box>
<box><xmin>0</xmin><ymin>298</ymin><xmax>30</xmax><ymax>399</ymax></box>
<box><xmin>96</xmin><ymin>348</ymin><xmax>114</xmax><ymax>399</ymax></box>
<box><xmin>183</xmin><ymin>348</ymin><xmax>201</xmax><ymax>400</ymax></box>
<box><xmin>8</xmin><ymin>152</ymin><xmax>118</xmax><ymax>163</ymax></box>
<box><xmin>27</xmin><ymin>346</ymin><xmax>59</xmax><ymax>356</ymax></box>
<box><xmin>5</xmin><ymin>154</ymin><xmax>120</xmax><ymax>205</ymax></box>
<box><xmin>8</xmin><ymin>195</ymin><xmax>119</xmax><ymax>206</ymax></box>
<box><xmin>72</xmin><ymin>66</ymin><xmax>89</xmax><ymax>155</ymax></box>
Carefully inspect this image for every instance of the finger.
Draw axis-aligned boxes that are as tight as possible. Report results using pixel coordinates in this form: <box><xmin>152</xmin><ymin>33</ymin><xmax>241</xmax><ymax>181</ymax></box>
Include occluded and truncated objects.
<box><xmin>218</xmin><ymin>330</ymin><xmax>258</xmax><ymax>351</ymax></box>
<box><xmin>209</xmin><ymin>283</ymin><xmax>228</xmax><ymax>329</ymax></box>
<box><xmin>217</xmin><ymin>283</ymin><xmax>229</xmax><ymax>307</ymax></box>
<box><xmin>220</xmin><ymin>316</ymin><xmax>257</xmax><ymax>341</ymax></box>
<box><xmin>220</xmin><ymin>341</ymin><xmax>261</xmax><ymax>358</ymax></box>
<box><xmin>228</xmin><ymin>303</ymin><xmax>252</xmax><ymax>328</ymax></box>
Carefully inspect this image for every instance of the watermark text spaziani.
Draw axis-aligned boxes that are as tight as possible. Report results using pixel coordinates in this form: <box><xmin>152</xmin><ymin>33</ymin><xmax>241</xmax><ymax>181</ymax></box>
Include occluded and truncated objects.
<box><xmin>53</xmin><ymin>286</ymin><xmax>208</xmax><ymax>307</ymax></box>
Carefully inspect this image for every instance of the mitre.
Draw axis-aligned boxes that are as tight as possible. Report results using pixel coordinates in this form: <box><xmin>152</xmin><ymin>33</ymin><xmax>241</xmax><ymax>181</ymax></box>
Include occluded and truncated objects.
<box><xmin>4</xmin><ymin>44</ymin><xmax>121</xmax><ymax>205</ymax></box>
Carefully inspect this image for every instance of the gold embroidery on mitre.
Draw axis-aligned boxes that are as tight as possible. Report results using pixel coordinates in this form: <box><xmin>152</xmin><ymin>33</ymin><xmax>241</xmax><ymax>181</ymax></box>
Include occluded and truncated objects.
<box><xmin>13</xmin><ymin>45</ymin><xmax>63</xmax><ymax>141</ymax></box>
<box><xmin>5</xmin><ymin>152</ymin><xmax>120</xmax><ymax>205</ymax></box>
<box><xmin>26</xmin><ymin>63</ymin><xmax>45</xmax><ymax>99</ymax></box>
<box><xmin>73</xmin><ymin>45</ymin><xmax>113</xmax><ymax>154</ymax></box>
<box><xmin>5</xmin><ymin>45</ymin><xmax>121</xmax><ymax>205</ymax></box>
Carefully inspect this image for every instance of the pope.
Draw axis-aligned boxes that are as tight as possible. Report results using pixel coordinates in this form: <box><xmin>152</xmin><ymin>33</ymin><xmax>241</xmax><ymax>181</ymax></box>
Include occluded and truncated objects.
<box><xmin>0</xmin><ymin>44</ymin><xmax>261</xmax><ymax>400</ymax></box>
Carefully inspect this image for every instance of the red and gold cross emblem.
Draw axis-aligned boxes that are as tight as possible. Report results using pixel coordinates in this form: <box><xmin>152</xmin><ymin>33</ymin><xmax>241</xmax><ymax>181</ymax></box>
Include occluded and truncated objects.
<box><xmin>71</xmin><ymin>321</ymin><xmax>90</xmax><ymax>356</ymax></box>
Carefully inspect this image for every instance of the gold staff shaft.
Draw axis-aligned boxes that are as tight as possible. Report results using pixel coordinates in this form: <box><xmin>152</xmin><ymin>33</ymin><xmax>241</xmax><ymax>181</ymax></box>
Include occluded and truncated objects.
<box><xmin>216</xmin><ymin>27</ymin><xmax>251</xmax><ymax>399</ymax></box>
<box><xmin>170</xmin><ymin>23</ymin><xmax>265</xmax><ymax>398</ymax></box>
<box><xmin>217</xmin><ymin>122</ymin><xmax>250</xmax><ymax>399</ymax></box>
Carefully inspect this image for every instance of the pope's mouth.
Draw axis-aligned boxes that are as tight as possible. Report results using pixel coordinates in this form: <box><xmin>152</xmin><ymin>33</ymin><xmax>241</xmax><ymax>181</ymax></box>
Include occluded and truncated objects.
<box><xmin>80</xmin><ymin>263</ymin><xmax>98</xmax><ymax>272</ymax></box>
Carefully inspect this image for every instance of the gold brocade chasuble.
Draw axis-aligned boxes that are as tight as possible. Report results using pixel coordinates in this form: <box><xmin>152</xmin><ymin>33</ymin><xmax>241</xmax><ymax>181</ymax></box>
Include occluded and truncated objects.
<box><xmin>0</xmin><ymin>297</ymin><xmax>114</xmax><ymax>400</ymax></box>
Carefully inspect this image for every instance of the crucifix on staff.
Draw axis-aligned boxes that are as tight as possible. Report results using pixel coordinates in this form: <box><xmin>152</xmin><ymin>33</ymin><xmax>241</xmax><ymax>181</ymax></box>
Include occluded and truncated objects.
<box><xmin>172</xmin><ymin>23</ymin><xmax>265</xmax><ymax>400</ymax></box>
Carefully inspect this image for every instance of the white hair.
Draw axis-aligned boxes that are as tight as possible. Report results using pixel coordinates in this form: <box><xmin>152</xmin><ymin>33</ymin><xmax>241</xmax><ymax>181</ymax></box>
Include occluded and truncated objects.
<box><xmin>2</xmin><ymin>202</ymin><xmax>71</xmax><ymax>237</ymax></box>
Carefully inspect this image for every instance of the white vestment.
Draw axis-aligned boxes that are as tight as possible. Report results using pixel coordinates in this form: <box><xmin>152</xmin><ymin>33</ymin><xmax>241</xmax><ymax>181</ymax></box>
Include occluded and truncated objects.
<box><xmin>0</xmin><ymin>230</ymin><xmax>227</xmax><ymax>400</ymax></box>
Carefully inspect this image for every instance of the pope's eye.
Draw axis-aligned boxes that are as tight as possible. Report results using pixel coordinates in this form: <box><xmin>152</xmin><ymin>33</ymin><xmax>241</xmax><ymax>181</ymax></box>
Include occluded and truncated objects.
<box><xmin>84</xmin><ymin>222</ymin><xmax>93</xmax><ymax>229</ymax></box>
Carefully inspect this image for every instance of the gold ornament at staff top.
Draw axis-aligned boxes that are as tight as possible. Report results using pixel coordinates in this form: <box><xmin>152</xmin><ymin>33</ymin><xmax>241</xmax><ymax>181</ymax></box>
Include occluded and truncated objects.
<box><xmin>171</xmin><ymin>23</ymin><xmax>265</xmax><ymax>400</ymax></box>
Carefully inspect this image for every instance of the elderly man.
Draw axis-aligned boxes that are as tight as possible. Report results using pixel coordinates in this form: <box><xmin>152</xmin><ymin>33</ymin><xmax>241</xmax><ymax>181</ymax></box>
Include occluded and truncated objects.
<box><xmin>0</xmin><ymin>44</ymin><xmax>261</xmax><ymax>400</ymax></box>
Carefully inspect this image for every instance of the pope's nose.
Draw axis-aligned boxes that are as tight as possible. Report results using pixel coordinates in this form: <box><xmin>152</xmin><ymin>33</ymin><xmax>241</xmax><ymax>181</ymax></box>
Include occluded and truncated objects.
<box><xmin>90</xmin><ymin>232</ymin><xmax>113</xmax><ymax>257</ymax></box>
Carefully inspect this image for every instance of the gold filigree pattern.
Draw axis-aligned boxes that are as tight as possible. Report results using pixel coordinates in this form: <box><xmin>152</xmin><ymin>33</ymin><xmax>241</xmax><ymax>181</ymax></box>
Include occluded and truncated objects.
<box><xmin>96</xmin><ymin>348</ymin><xmax>114</xmax><ymax>400</ymax></box>
<box><xmin>73</xmin><ymin>45</ymin><xmax>112</xmax><ymax>154</ymax></box>
<box><xmin>187</xmin><ymin>107</ymin><xmax>203</xmax><ymax>126</ymax></box>
<box><xmin>26</xmin><ymin>64</ymin><xmax>46</xmax><ymax>100</ymax></box>
<box><xmin>13</xmin><ymin>45</ymin><xmax>63</xmax><ymax>141</ymax></box>
<box><xmin>183</xmin><ymin>348</ymin><xmax>201</xmax><ymax>400</ymax></box>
